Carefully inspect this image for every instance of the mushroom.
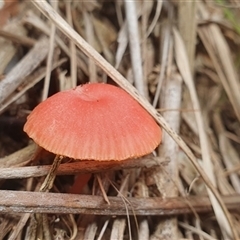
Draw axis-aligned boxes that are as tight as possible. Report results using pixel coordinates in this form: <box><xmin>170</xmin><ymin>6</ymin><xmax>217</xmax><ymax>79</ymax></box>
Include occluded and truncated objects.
<box><xmin>24</xmin><ymin>83</ymin><xmax>162</xmax><ymax>191</ymax></box>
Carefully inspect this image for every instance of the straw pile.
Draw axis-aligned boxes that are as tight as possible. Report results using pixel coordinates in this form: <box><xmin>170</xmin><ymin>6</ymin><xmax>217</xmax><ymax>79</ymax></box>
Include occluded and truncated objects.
<box><xmin>0</xmin><ymin>1</ymin><xmax>240</xmax><ymax>239</ymax></box>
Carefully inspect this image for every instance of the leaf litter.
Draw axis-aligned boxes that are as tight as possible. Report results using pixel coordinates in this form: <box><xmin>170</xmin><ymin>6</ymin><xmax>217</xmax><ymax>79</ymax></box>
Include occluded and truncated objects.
<box><xmin>0</xmin><ymin>0</ymin><xmax>240</xmax><ymax>239</ymax></box>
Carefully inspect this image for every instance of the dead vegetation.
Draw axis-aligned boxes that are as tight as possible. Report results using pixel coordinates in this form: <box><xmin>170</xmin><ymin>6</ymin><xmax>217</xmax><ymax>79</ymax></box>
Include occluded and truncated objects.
<box><xmin>0</xmin><ymin>0</ymin><xmax>240</xmax><ymax>239</ymax></box>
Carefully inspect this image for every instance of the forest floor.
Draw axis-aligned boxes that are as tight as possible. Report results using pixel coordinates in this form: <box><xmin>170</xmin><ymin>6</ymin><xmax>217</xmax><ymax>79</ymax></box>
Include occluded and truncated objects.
<box><xmin>0</xmin><ymin>0</ymin><xmax>240</xmax><ymax>239</ymax></box>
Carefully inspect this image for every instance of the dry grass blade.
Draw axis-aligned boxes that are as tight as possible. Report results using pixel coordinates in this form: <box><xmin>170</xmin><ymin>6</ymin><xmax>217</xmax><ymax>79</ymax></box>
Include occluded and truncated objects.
<box><xmin>8</xmin><ymin>213</ymin><xmax>31</xmax><ymax>240</ymax></box>
<box><xmin>0</xmin><ymin>58</ymin><xmax>66</xmax><ymax>114</ymax></box>
<box><xmin>0</xmin><ymin>21</ymin><xmax>28</xmax><ymax>74</ymax></box>
<box><xmin>0</xmin><ymin>216</ymin><xmax>18</xmax><ymax>240</ymax></box>
<box><xmin>198</xmin><ymin>3</ymin><xmax>240</xmax><ymax>122</ymax></box>
<box><xmin>83</xmin><ymin>11</ymin><xmax>97</xmax><ymax>83</ymax></box>
<box><xmin>152</xmin><ymin>22</ymin><xmax>171</xmax><ymax>108</ymax></box>
<box><xmin>23</xmin><ymin>10</ymin><xmax>88</xmax><ymax>75</ymax></box>
<box><xmin>0</xmin><ymin>29</ymin><xmax>36</xmax><ymax>47</ymax></box>
<box><xmin>97</xmin><ymin>219</ymin><xmax>109</xmax><ymax>240</ymax></box>
<box><xmin>178</xmin><ymin>222</ymin><xmax>217</xmax><ymax>240</ymax></box>
<box><xmin>146</xmin><ymin>0</ymin><xmax>162</xmax><ymax>37</ymax></box>
<box><xmin>29</xmin><ymin>2</ymin><xmax>238</xmax><ymax>239</ymax></box>
<box><xmin>213</xmin><ymin>113</ymin><xmax>240</xmax><ymax>193</ymax></box>
<box><xmin>124</xmin><ymin>0</ymin><xmax>145</xmax><ymax>97</ymax></box>
<box><xmin>66</xmin><ymin>0</ymin><xmax>77</xmax><ymax>87</ymax></box>
<box><xmin>115</xmin><ymin>22</ymin><xmax>128</xmax><ymax>69</ymax></box>
<box><xmin>173</xmin><ymin>27</ymin><xmax>236</xmax><ymax>238</ymax></box>
<box><xmin>178</xmin><ymin>0</ymin><xmax>197</xmax><ymax>73</ymax></box>
<box><xmin>110</xmin><ymin>173</ymin><xmax>132</xmax><ymax>239</ymax></box>
<box><xmin>0</xmin><ymin>37</ymin><xmax>49</xmax><ymax>104</ymax></box>
<box><xmin>0</xmin><ymin>144</ymin><xmax>37</xmax><ymax>168</ymax></box>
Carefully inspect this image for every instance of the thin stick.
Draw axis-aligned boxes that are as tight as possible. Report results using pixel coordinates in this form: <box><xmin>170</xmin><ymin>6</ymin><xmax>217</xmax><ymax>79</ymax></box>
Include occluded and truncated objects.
<box><xmin>0</xmin><ymin>190</ymin><xmax>240</xmax><ymax>215</ymax></box>
<box><xmin>42</xmin><ymin>0</ymin><xmax>58</xmax><ymax>101</ymax></box>
<box><xmin>96</xmin><ymin>174</ymin><xmax>110</xmax><ymax>205</ymax></box>
<box><xmin>0</xmin><ymin>156</ymin><xmax>166</xmax><ymax>179</ymax></box>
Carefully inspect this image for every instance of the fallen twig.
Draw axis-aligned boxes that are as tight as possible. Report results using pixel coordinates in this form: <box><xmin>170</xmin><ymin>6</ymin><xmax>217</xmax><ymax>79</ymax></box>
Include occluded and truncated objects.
<box><xmin>0</xmin><ymin>190</ymin><xmax>239</xmax><ymax>216</ymax></box>
<box><xmin>0</xmin><ymin>156</ymin><xmax>167</xmax><ymax>179</ymax></box>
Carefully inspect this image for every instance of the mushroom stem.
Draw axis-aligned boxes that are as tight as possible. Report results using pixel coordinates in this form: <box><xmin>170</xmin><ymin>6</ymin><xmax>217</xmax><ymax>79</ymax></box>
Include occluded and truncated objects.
<box><xmin>40</xmin><ymin>155</ymin><xmax>63</xmax><ymax>192</ymax></box>
<box><xmin>68</xmin><ymin>173</ymin><xmax>92</xmax><ymax>194</ymax></box>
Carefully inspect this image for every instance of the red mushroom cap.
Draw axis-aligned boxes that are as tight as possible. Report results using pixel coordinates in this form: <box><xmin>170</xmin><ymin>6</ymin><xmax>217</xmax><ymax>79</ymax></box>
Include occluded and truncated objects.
<box><xmin>24</xmin><ymin>83</ymin><xmax>161</xmax><ymax>160</ymax></box>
